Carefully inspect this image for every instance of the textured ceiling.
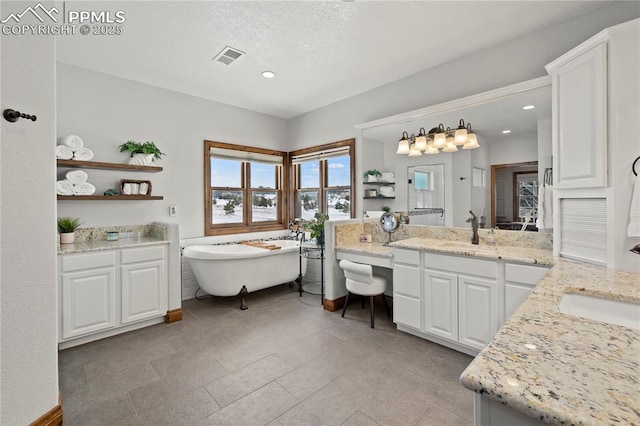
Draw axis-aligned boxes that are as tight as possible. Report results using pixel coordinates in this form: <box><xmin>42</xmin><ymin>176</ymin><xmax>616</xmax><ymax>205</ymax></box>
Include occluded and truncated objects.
<box><xmin>57</xmin><ymin>1</ymin><xmax>609</xmax><ymax>119</ymax></box>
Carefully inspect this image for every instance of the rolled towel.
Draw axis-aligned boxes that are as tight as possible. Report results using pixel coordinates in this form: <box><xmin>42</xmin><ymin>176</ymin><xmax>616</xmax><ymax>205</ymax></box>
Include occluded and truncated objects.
<box><xmin>55</xmin><ymin>145</ymin><xmax>73</xmax><ymax>160</ymax></box>
<box><xmin>60</xmin><ymin>134</ymin><xmax>84</xmax><ymax>152</ymax></box>
<box><xmin>73</xmin><ymin>147</ymin><xmax>94</xmax><ymax>161</ymax></box>
<box><xmin>65</xmin><ymin>170</ymin><xmax>88</xmax><ymax>184</ymax></box>
<box><xmin>56</xmin><ymin>180</ymin><xmax>74</xmax><ymax>196</ymax></box>
<box><xmin>72</xmin><ymin>182</ymin><xmax>96</xmax><ymax>196</ymax></box>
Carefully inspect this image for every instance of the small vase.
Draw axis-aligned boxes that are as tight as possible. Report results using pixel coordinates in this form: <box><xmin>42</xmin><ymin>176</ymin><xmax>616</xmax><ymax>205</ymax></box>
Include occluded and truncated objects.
<box><xmin>365</xmin><ymin>175</ymin><xmax>378</xmax><ymax>183</ymax></box>
<box><xmin>60</xmin><ymin>232</ymin><xmax>75</xmax><ymax>244</ymax></box>
<box><xmin>128</xmin><ymin>153</ymin><xmax>154</xmax><ymax>165</ymax></box>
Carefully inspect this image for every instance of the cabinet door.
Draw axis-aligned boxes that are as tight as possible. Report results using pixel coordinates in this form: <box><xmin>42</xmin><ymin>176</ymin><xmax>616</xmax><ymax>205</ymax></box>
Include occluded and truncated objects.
<box><xmin>504</xmin><ymin>282</ymin><xmax>534</xmax><ymax>320</ymax></box>
<box><xmin>61</xmin><ymin>267</ymin><xmax>117</xmax><ymax>339</ymax></box>
<box><xmin>553</xmin><ymin>42</ymin><xmax>607</xmax><ymax>189</ymax></box>
<box><xmin>393</xmin><ymin>263</ymin><xmax>421</xmax><ymax>329</ymax></box>
<box><xmin>423</xmin><ymin>269</ymin><xmax>458</xmax><ymax>341</ymax></box>
<box><xmin>458</xmin><ymin>275</ymin><xmax>497</xmax><ymax>351</ymax></box>
<box><xmin>121</xmin><ymin>260</ymin><xmax>167</xmax><ymax>324</ymax></box>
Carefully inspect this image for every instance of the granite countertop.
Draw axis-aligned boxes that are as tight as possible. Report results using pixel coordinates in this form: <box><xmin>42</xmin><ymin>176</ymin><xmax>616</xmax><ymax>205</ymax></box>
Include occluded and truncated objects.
<box><xmin>460</xmin><ymin>259</ymin><xmax>640</xmax><ymax>425</ymax></box>
<box><xmin>334</xmin><ymin>242</ymin><xmax>393</xmax><ymax>258</ymax></box>
<box><xmin>389</xmin><ymin>237</ymin><xmax>554</xmax><ymax>265</ymax></box>
<box><xmin>58</xmin><ymin>237</ymin><xmax>169</xmax><ymax>255</ymax></box>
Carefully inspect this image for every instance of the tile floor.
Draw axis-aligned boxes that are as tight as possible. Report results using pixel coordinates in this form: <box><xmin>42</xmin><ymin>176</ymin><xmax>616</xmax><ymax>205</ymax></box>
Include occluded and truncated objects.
<box><xmin>59</xmin><ymin>285</ymin><xmax>474</xmax><ymax>425</ymax></box>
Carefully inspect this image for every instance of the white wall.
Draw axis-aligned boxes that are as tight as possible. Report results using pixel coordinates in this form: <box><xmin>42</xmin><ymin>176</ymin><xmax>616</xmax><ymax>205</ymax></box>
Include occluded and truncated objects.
<box><xmin>487</xmin><ymin>132</ymin><xmax>538</xmax><ymax>167</ymax></box>
<box><xmin>0</xmin><ymin>2</ymin><xmax>59</xmax><ymax>422</ymax></box>
<box><xmin>56</xmin><ymin>63</ymin><xmax>289</xmax><ymax>239</ymax></box>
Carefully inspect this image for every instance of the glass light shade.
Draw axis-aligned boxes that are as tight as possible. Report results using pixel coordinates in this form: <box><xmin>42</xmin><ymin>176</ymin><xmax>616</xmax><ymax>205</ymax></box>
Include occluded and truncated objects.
<box><xmin>433</xmin><ymin>132</ymin><xmax>445</xmax><ymax>148</ymax></box>
<box><xmin>424</xmin><ymin>144</ymin><xmax>439</xmax><ymax>154</ymax></box>
<box><xmin>414</xmin><ymin>134</ymin><xmax>428</xmax><ymax>151</ymax></box>
<box><xmin>454</xmin><ymin>128</ymin><xmax>468</xmax><ymax>145</ymax></box>
<box><xmin>442</xmin><ymin>139</ymin><xmax>458</xmax><ymax>152</ymax></box>
<box><xmin>396</xmin><ymin>137</ymin><xmax>410</xmax><ymax>154</ymax></box>
<box><xmin>463</xmin><ymin>132</ymin><xmax>480</xmax><ymax>149</ymax></box>
<box><xmin>408</xmin><ymin>143</ymin><xmax>422</xmax><ymax>157</ymax></box>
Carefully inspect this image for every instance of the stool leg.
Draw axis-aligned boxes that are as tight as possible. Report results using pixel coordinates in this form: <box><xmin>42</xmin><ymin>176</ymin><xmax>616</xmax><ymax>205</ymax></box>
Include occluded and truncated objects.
<box><xmin>382</xmin><ymin>294</ymin><xmax>391</xmax><ymax>318</ymax></box>
<box><xmin>341</xmin><ymin>292</ymin><xmax>351</xmax><ymax>318</ymax></box>
<box><xmin>361</xmin><ymin>297</ymin><xmax>365</xmax><ymax>309</ymax></box>
<box><xmin>370</xmin><ymin>296</ymin><xmax>375</xmax><ymax>328</ymax></box>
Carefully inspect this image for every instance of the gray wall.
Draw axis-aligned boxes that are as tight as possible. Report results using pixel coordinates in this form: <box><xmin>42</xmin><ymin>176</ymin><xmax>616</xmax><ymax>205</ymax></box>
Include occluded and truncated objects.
<box><xmin>0</xmin><ymin>2</ymin><xmax>59</xmax><ymax>423</ymax></box>
<box><xmin>57</xmin><ymin>63</ymin><xmax>289</xmax><ymax>239</ymax></box>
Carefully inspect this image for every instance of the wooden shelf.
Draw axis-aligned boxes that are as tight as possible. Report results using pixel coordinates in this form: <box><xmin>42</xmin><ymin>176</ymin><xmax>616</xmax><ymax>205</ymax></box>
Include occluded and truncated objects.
<box><xmin>363</xmin><ymin>196</ymin><xmax>395</xmax><ymax>200</ymax></box>
<box><xmin>363</xmin><ymin>181</ymin><xmax>395</xmax><ymax>185</ymax></box>
<box><xmin>57</xmin><ymin>195</ymin><xmax>164</xmax><ymax>201</ymax></box>
<box><xmin>56</xmin><ymin>159</ymin><xmax>163</xmax><ymax>172</ymax></box>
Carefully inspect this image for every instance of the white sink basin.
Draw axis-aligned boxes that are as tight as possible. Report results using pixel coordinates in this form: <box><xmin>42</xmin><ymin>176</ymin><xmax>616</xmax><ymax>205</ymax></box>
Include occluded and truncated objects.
<box><xmin>558</xmin><ymin>292</ymin><xmax>640</xmax><ymax>330</ymax></box>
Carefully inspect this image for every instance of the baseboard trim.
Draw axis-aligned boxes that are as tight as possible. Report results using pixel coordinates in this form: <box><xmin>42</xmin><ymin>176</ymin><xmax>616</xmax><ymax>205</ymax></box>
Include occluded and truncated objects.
<box><xmin>30</xmin><ymin>393</ymin><xmax>62</xmax><ymax>426</ymax></box>
<box><xmin>165</xmin><ymin>308</ymin><xmax>183</xmax><ymax>323</ymax></box>
<box><xmin>324</xmin><ymin>296</ymin><xmax>346</xmax><ymax>312</ymax></box>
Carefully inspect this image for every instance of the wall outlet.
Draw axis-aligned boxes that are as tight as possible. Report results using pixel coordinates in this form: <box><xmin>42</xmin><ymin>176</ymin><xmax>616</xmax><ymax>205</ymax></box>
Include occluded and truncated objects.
<box><xmin>169</xmin><ymin>205</ymin><xmax>177</xmax><ymax>216</ymax></box>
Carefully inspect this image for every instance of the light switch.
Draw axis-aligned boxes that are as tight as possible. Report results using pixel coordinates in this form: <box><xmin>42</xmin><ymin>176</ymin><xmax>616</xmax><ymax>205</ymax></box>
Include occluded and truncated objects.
<box><xmin>169</xmin><ymin>205</ymin><xmax>177</xmax><ymax>216</ymax></box>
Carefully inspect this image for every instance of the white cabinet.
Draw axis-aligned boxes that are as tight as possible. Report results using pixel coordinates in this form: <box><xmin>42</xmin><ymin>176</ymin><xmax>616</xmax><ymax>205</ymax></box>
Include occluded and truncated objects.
<box><xmin>548</xmin><ymin>42</ymin><xmax>607</xmax><ymax>189</ymax></box>
<box><xmin>393</xmin><ymin>249</ymin><xmax>421</xmax><ymax>330</ymax></box>
<box><xmin>423</xmin><ymin>269</ymin><xmax>458</xmax><ymax>340</ymax></box>
<box><xmin>393</xmin><ymin>249</ymin><xmax>501</xmax><ymax>355</ymax></box>
<box><xmin>59</xmin><ymin>244</ymin><xmax>169</xmax><ymax>346</ymax></box>
<box><xmin>121</xmin><ymin>246</ymin><xmax>167</xmax><ymax>324</ymax></box>
<box><xmin>60</xmin><ymin>251</ymin><xmax>117</xmax><ymax>339</ymax></box>
<box><xmin>504</xmin><ymin>263</ymin><xmax>550</xmax><ymax>320</ymax></box>
<box><xmin>458</xmin><ymin>275</ymin><xmax>497</xmax><ymax>351</ymax></box>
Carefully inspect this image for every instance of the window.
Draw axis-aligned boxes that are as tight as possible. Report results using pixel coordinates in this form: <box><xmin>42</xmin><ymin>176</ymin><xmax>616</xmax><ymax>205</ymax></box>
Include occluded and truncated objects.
<box><xmin>204</xmin><ymin>141</ymin><xmax>287</xmax><ymax>236</ymax></box>
<box><xmin>291</xmin><ymin>139</ymin><xmax>355</xmax><ymax>220</ymax></box>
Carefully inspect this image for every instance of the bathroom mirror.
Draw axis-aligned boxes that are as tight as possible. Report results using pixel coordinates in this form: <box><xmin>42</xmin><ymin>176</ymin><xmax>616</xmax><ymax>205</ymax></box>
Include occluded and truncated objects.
<box><xmin>359</xmin><ymin>77</ymin><xmax>552</xmax><ymax>231</ymax></box>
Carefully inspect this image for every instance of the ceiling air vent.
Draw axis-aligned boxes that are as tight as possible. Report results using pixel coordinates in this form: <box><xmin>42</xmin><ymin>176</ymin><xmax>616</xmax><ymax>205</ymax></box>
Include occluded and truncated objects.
<box><xmin>213</xmin><ymin>46</ymin><xmax>245</xmax><ymax>65</ymax></box>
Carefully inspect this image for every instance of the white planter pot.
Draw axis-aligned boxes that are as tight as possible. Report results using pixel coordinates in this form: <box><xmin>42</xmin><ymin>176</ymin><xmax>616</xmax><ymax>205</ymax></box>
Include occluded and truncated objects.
<box><xmin>128</xmin><ymin>153</ymin><xmax>154</xmax><ymax>165</ymax></box>
<box><xmin>365</xmin><ymin>175</ymin><xmax>378</xmax><ymax>182</ymax></box>
<box><xmin>60</xmin><ymin>232</ymin><xmax>75</xmax><ymax>244</ymax></box>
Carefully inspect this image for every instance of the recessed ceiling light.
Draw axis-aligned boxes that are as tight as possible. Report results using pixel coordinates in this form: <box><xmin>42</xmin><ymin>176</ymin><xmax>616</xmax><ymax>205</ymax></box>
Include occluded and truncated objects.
<box><xmin>262</xmin><ymin>71</ymin><xmax>275</xmax><ymax>79</ymax></box>
<box><xmin>502</xmin><ymin>130</ymin><xmax>511</xmax><ymax>134</ymax></box>
<box><xmin>522</xmin><ymin>105</ymin><xmax>536</xmax><ymax>110</ymax></box>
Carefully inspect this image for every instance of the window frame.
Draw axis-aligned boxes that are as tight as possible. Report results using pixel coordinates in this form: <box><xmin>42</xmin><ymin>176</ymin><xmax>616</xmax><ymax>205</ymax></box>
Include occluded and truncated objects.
<box><xmin>290</xmin><ymin>139</ymin><xmax>355</xmax><ymax>220</ymax></box>
<box><xmin>204</xmin><ymin>140</ymin><xmax>289</xmax><ymax>236</ymax></box>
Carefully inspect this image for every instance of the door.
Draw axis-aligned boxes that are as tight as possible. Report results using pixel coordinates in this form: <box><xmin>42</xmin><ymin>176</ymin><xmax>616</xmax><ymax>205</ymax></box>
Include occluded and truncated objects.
<box><xmin>121</xmin><ymin>260</ymin><xmax>167</xmax><ymax>324</ymax></box>
<box><xmin>458</xmin><ymin>275</ymin><xmax>497</xmax><ymax>351</ymax></box>
<box><xmin>61</xmin><ymin>267</ymin><xmax>117</xmax><ymax>339</ymax></box>
<box><xmin>423</xmin><ymin>269</ymin><xmax>458</xmax><ymax>341</ymax></box>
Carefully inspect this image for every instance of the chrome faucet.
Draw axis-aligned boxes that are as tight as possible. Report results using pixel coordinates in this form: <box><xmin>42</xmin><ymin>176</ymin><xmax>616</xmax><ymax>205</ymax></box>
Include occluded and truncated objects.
<box><xmin>466</xmin><ymin>210</ymin><xmax>483</xmax><ymax>245</ymax></box>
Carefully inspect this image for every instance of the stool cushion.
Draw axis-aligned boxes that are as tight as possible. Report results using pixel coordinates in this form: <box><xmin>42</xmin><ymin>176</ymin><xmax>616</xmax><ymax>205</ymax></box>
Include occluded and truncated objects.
<box><xmin>339</xmin><ymin>260</ymin><xmax>387</xmax><ymax>296</ymax></box>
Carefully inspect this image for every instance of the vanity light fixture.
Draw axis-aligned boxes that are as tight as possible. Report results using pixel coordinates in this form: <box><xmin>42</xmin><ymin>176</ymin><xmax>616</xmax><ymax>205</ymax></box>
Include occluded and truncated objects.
<box><xmin>396</xmin><ymin>119</ymin><xmax>479</xmax><ymax>156</ymax></box>
<box><xmin>261</xmin><ymin>71</ymin><xmax>276</xmax><ymax>79</ymax></box>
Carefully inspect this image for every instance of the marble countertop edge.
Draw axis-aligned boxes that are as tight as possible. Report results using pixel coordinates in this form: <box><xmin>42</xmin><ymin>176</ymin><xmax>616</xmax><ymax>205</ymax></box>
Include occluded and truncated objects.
<box><xmin>58</xmin><ymin>237</ymin><xmax>170</xmax><ymax>254</ymax></box>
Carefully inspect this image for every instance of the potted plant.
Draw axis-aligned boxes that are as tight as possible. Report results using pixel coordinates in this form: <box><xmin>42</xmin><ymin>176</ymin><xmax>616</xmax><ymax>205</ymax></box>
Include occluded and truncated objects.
<box><xmin>305</xmin><ymin>212</ymin><xmax>329</xmax><ymax>246</ymax></box>
<box><xmin>118</xmin><ymin>140</ymin><xmax>165</xmax><ymax>165</ymax></box>
<box><xmin>364</xmin><ymin>169</ymin><xmax>382</xmax><ymax>182</ymax></box>
<box><xmin>57</xmin><ymin>216</ymin><xmax>82</xmax><ymax>244</ymax></box>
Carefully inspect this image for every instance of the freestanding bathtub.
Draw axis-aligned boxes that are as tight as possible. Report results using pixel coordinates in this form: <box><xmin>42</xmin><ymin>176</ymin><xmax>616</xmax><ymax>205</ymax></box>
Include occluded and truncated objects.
<box><xmin>183</xmin><ymin>240</ymin><xmax>307</xmax><ymax>309</ymax></box>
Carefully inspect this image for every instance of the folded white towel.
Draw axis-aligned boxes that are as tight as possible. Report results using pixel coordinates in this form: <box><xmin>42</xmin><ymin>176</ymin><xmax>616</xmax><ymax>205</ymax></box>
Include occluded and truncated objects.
<box><xmin>73</xmin><ymin>147</ymin><xmax>94</xmax><ymax>161</ymax></box>
<box><xmin>55</xmin><ymin>145</ymin><xmax>73</xmax><ymax>160</ymax></box>
<box><xmin>628</xmin><ymin>175</ymin><xmax>640</xmax><ymax>237</ymax></box>
<box><xmin>72</xmin><ymin>182</ymin><xmax>96</xmax><ymax>196</ymax></box>
<box><xmin>65</xmin><ymin>170</ymin><xmax>88</xmax><ymax>185</ymax></box>
<box><xmin>56</xmin><ymin>180</ymin><xmax>74</xmax><ymax>196</ymax></box>
<box><xmin>60</xmin><ymin>134</ymin><xmax>84</xmax><ymax>152</ymax></box>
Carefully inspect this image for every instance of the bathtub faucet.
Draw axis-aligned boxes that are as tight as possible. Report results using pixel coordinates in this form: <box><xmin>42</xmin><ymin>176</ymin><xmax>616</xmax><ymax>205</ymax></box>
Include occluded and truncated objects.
<box><xmin>289</xmin><ymin>219</ymin><xmax>305</xmax><ymax>241</ymax></box>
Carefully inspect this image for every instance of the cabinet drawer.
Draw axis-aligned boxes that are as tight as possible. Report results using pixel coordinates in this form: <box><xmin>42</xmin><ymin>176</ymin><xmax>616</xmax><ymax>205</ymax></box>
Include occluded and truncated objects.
<box><xmin>394</xmin><ymin>248</ymin><xmax>420</xmax><ymax>265</ymax></box>
<box><xmin>393</xmin><ymin>264</ymin><xmax>420</xmax><ymax>298</ymax></box>
<box><xmin>62</xmin><ymin>251</ymin><xmax>116</xmax><ymax>272</ymax></box>
<box><xmin>424</xmin><ymin>253</ymin><xmax>496</xmax><ymax>279</ymax></box>
<box><xmin>121</xmin><ymin>246</ymin><xmax>165</xmax><ymax>264</ymax></box>
<box><xmin>505</xmin><ymin>263</ymin><xmax>549</xmax><ymax>285</ymax></box>
<box><xmin>394</xmin><ymin>294</ymin><xmax>421</xmax><ymax>330</ymax></box>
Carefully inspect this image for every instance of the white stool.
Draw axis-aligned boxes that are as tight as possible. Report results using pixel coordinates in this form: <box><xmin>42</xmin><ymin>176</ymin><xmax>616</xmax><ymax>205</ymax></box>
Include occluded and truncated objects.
<box><xmin>339</xmin><ymin>259</ymin><xmax>390</xmax><ymax>328</ymax></box>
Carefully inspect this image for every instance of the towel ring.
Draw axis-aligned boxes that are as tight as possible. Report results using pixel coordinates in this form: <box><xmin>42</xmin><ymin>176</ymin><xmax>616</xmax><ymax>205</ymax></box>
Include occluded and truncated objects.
<box><xmin>633</xmin><ymin>156</ymin><xmax>640</xmax><ymax>177</ymax></box>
